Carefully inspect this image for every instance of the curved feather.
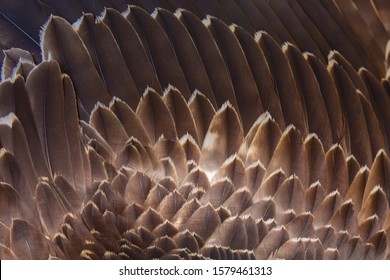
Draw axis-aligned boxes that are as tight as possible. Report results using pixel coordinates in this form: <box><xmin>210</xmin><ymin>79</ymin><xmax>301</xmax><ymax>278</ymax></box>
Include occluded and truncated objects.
<box><xmin>305</xmin><ymin>181</ymin><xmax>325</xmax><ymax>213</ymax></box>
<box><xmin>1</xmin><ymin>48</ymin><xmax>35</xmax><ymax>80</ymax></box>
<box><xmin>254</xmin><ymin>226</ymin><xmax>290</xmax><ymax>259</ymax></box>
<box><xmin>212</xmin><ymin>155</ymin><xmax>246</xmax><ymax>189</ymax></box>
<box><xmin>325</xmin><ymin>144</ymin><xmax>349</xmax><ymax>196</ymax></box>
<box><xmin>207</xmin><ymin>216</ymin><xmax>248</xmax><ymax>250</ymax></box>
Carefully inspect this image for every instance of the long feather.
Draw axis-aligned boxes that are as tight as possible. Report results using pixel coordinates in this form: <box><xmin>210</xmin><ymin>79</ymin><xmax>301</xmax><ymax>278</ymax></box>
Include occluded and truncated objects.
<box><xmin>256</xmin><ymin>32</ymin><xmax>308</xmax><ymax>136</ymax></box>
<box><xmin>155</xmin><ymin>8</ymin><xmax>216</xmax><ymax>105</ymax></box>
<box><xmin>177</xmin><ymin>9</ymin><xmax>238</xmax><ymax>111</ymax></box>
<box><xmin>233</xmin><ymin>26</ymin><xmax>285</xmax><ymax>129</ymax></box>
<box><xmin>0</xmin><ymin>75</ymin><xmax>49</xmax><ymax>177</ymax></box>
<box><xmin>41</xmin><ymin>16</ymin><xmax>111</xmax><ymax>112</ymax></box>
<box><xmin>206</xmin><ymin>16</ymin><xmax>263</xmax><ymax>132</ymax></box>
<box><xmin>125</xmin><ymin>6</ymin><xmax>191</xmax><ymax>99</ymax></box>
<box><xmin>1</xmin><ymin>48</ymin><xmax>35</xmax><ymax>80</ymax></box>
<box><xmin>101</xmin><ymin>8</ymin><xmax>162</xmax><ymax>94</ymax></box>
<box><xmin>284</xmin><ymin>43</ymin><xmax>332</xmax><ymax>150</ymax></box>
<box><xmin>75</xmin><ymin>14</ymin><xmax>140</xmax><ymax>109</ymax></box>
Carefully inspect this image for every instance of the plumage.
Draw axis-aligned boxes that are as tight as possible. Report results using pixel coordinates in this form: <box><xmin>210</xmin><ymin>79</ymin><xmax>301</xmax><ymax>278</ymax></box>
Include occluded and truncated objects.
<box><xmin>0</xmin><ymin>0</ymin><xmax>390</xmax><ymax>260</ymax></box>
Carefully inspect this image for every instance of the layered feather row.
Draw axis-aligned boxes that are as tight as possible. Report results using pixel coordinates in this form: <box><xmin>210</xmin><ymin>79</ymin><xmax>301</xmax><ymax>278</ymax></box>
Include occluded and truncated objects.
<box><xmin>0</xmin><ymin>2</ymin><xmax>390</xmax><ymax>259</ymax></box>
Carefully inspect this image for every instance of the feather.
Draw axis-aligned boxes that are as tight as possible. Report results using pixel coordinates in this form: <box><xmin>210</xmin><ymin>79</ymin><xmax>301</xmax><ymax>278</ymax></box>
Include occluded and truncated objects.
<box><xmin>269</xmin><ymin>0</ymin><xmax>323</xmax><ymax>60</ymax></box>
<box><xmin>35</xmin><ymin>179</ymin><xmax>67</xmax><ymax>237</ymax></box>
<box><xmin>329</xmin><ymin>61</ymin><xmax>373</xmax><ymax>165</ymax></box>
<box><xmin>304</xmin><ymin>134</ymin><xmax>328</xmax><ymax>189</ymax></box>
<box><xmin>254</xmin><ymin>226</ymin><xmax>290</xmax><ymax>259</ymax></box>
<box><xmin>100</xmin><ymin>9</ymin><xmax>161</xmax><ymax>94</ymax></box>
<box><xmin>264</xmin><ymin>125</ymin><xmax>308</xmax><ymax>188</ymax></box>
<box><xmin>252</xmin><ymin>0</ymin><xmax>295</xmax><ymax>44</ymax></box>
<box><xmin>241</xmin><ymin>198</ymin><xmax>276</xmax><ymax>221</ymax></box>
<box><xmin>325</xmin><ymin>144</ymin><xmax>349</xmax><ymax>196</ymax></box>
<box><xmin>359</xmin><ymin>69</ymin><xmax>390</xmax><ymax>151</ymax></box>
<box><xmin>191</xmin><ymin>0</ymin><xmax>231</xmax><ymax>24</ymax></box>
<box><xmin>41</xmin><ymin>16</ymin><xmax>111</xmax><ymax>112</ymax></box>
<box><xmin>359</xmin><ymin>186</ymin><xmax>389</xmax><ymax>228</ymax></box>
<box><xmin>232</xmin><ymin>26</ymin><xmax>285</xmax><ymax>129</ymax></box>
<box><xmin>296</xmin><ymin>0</ymin><xmax>366</xmax><ymax>74</ymax></box>
<box><xmin>155</xmin><ymin>9</ymin><xmax>216</xmax><ymax>105</ymax></box>
<box><xmin>76</xmin><ymin>14</ymin><xmax>139</xmax><ymax>109</ymax></box>
<box><xmin>39</xmin><ymin>0</ymin><xmax>85</xmax><ymax>23</ymax></box>
<box><xmin>273</xmin><ymin>175</ymin><xmax>305</xmax><ymax>214</ymax></box>
<box><xmin>275</xmin><ymin>239</ymin><xmax>305</xmax><ymax>260</ymax></box>
<box><xmin>162</xmin><ymin>86</ymin><xmax>199</xmax><ymax>141</ymax></box>
<box><xmin>329</xmin><ymin>200</ymin><xmax>358</xmax><ymax>234</ymax></box>
<box><xmin>87</xmin><ymin>146</ymin><xmax>108</xmax><ymax>182</ymax></box>
<box><xmin>256</xmin><ymin>32</ymin><xmax>308</xmax><ymax>136</ymax></box>
<box><xmin>89</xmin><ymin>103</ymin><xmax>128</xmax><ymax>154</ymax></box>
<box><xmin>109</xmin><ymin>97</ymin><xmax>150</xmax><ymax>145</ymax></box>
<box><xmin>80</xmin><ymin>121</ymin><xmax>115</xmax><ymax>162</ymax></box>
<box><xmin>26</xmin><ymin>61</ymin><xmax>77</xmax><ymax>186</ymax></box>
<box><xmin>305</xmin><ymin>53</ymin><xmax>346</xmax><ymax>149</ymax></box>
<box><xmin>144</xmin><ymin>184</ymin><xmax>169</xmax><ymax>210</ymax></box>
<box><xmin>206</xmin><ymin>16</ymin><xmax>263</xmax><ymax>132</ymax></box>
<box><xmin>313</xmin><ymin>191</ymin><xmax>342</xmax><ymax>228</ymax></box>
<box><xmin>245</xmin><ymin>161</ymin><xmax>265</xmax><ymax>195</ymax></box>
<box><xmin>240</xmin><ymin>113</ymin><xmax>282</xmax><ymax>167</ymax></box>
<box><xmin>358</xmin><ymin>215</ymin><xmax>381</xmax><ymax>241</ymax></box>
<box><xmin>315</xmin><ymin>225</ymin><xmax>337</xmax><ymax>248</ymax></box>
<box><xmin>12</xmin><ymin>60</ymin><xmax>35</xmax><ymax>80</ymax></box>
<box><xmin>212</xmin><ymin>155</ymin><xmax>246</xmax><ymax>189</ymax></box>
<box><xmin>0</xmin><ymin>75</ymin><xmax>49</xmax><ymax>177</ymax></box>
<box><xmin>0</xmin><ymin>113</ymin><xmax>38</xmax><ymax>189</ymax></box>
<box><xmin>153</xmin><ymin>236</ymin><xmax>177</xmax><ymax>253</ymax></box>
<box><xmin>199</xmin><ymin>103</ymin><xmax>243</xmax><ymax>173</ymax></box>
<box><xmin>135</xmin><ymin>87</ymin><xmax>177</xmax><ymax>144</ymax></box>
<box><xmin>254</xmin><ymin>168</ymin><xmax>286</xmax><ymax>200</ymax></box>
<box><xmin>285</xmin><ymin>213</ymin><xmax>314</xmax><ymax>238</ymax></box>
<box><xmin>173</xmin><ymin>230</ymin><xmax>200</xmax><ymax>253</ymax></box>
<box><xmin>125</xmin><ymin>6</ymin><xmax>191</xmax><ymax>99</ymax></box>
<box><xmin>207</xmin><ymin>216</ymin><xmax>248</xmax><ymax>250</ymax></box>
<box><xmin>10</xmin><ymin>219</ymin><xmax>52</xmax><ymax>260</ymax></box>
<box><xmin>134</xmin><ymin>207</ymin><xmax>165</xmax><ymax>231</ymax></box>
<box><xmin>125</xmin><ymin>172</ymin><xmax>153</xmax><ymax>205</ymax></box>
<box><xmin>329</xmin><ymin>50</ymin><xmax>370</xmax><ymax>98</ymax></box>
<box><xmin>157</xmin><ymin>191</ymin><xmax>186</xmax><ymax>220</ymax></box>
<box><xmin>179</xmin><ymin>134</ymin><xmax>201</xmax><ymax>164</ymax></box>
<box><xmin>284</xmin><ymin>43</ymin><xmax>332</xmax><ymax>150</ymax></box>
<box><xmin>367</xmin><ymin>230</ymin><xmax>388</xmax><ymax>259</ymax></box>
<box><xmin>182</xmin><ymin>167</ymin><xmax>210</xmax><ymax>192</ymax></box>
<box><xmin>177</xmin><ymin>9</ymin><xmax>238</xmax><ymax>110</ymax></box>
<box><xmin>305</xmin><ymin>181</ymin><xmax>325</xmax><ymax>213</ymax></box>
<box><xmin>200</xmin><ymin>178</ymin><xmax>234</xmax><ymax>208</ymax></box>
<box><xmin>347</xmin><ymin>155</ymin><xmax>361</xmax><ymax>185</ymax></box>
<box><xmin>345</xmin><ymin>166</ymin><xmax>369</xmax><ymax>212</ymax></box>
<box><xmin>181</xmin><ymin>204</ymin><xmax>220</xmax><ymax>241</ymax></box>
<box><xmin>363</xmin><ymin>150</ymin><xmax>390</xmax><ymax>207</ymax></box>
<box><xmin>1</xmin><ymin>48</ymin><xmax>34</xmax><ymax>80</ymax></box>
<box><xmin>222</xmin><ymin>188</ymin><xmax>252</xmax><ymax>216</ymax></box>
<box><xmin>188</xmin><ymin>91</ymin><xmax>216</xmax><ymax>145</ymax></box>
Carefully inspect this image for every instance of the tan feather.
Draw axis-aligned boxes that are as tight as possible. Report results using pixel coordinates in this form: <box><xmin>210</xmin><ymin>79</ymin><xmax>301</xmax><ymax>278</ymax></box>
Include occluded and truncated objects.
<box><xmin>313</xmin><ymin>191</ymin><xmax>342</xmax><ymax>228</ymax></box>
<box><xmin>325</xmin><ymin>144</ymin><xmax>349</xmax><ymax>196</ymax></box>
<box><xmin>305</xmin><ymin>181</ymin><xmax>325</xmax><ymax>213</ymax></box>
<box><xmin>136</xmin><ymin>87</ymin><xmax>177</xmax><ymax>144</ymax></box>
<box><xmin>199</xmin><ymin>103</ymin><xmax>243</xmax><ymax>174</ymax></box>
<box><xmin>1</xmin><ymin>48</ymin><xmax>34</xmax><ymax>80</ymax></box>
<box><xmin>207</xmin><ymin>216</ymin><xmax>248</xmax><ymax>250</ymax></box>
<box><xmin>254</xmin><ymin>226</ymin><xmax>290</xmax><ymax>259</ymax></box>
<box><xmin>304</xmin><ymin>134</ymin><xmax>328</xmax><ymax>189</ymax></box>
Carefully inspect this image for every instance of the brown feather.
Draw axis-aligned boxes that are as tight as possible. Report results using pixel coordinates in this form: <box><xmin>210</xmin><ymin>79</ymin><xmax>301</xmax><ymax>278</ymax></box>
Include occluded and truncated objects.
<box><xmin>41</xmin><ymin>16</ymin><xmax>111</xmax><ymax>112</ymax></box>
